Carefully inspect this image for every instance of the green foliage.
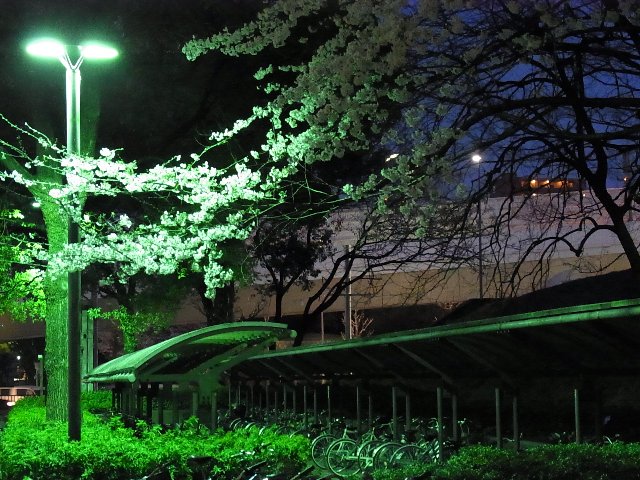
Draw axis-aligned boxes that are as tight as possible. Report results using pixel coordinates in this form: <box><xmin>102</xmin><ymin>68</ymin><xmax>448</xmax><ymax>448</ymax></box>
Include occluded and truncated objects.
<box><xmin>7</xmin><ymin>398</ymin><xmax>640</xmax><ymax>480</ymax></box>
<box><xmin>81</xmin><ymin>390</ymin><xmax>112</xmax><ymax>413</ymax></box>
<box><xmin>372</xmin><ymin>444</ymin><xmax>640</xmax><ymax>480</ymax></box>
<box><xmin>88</xmin><ymin>306</ymin><xmax>170</xmax><ymax>353</ymax></box>
<box><xmin>0</xmin><ymin>400</ymin><xmax>310</xmax><ymax>480</ymax></box>
<box><xmin>372</xmin><ymin>461</ymin><xmax>437</xmax><ymax>480</ymax></box>
<box><xmin>0</xmin><ymin>209</ymin><xmax>46</xmax><ymax>322</ymax></box>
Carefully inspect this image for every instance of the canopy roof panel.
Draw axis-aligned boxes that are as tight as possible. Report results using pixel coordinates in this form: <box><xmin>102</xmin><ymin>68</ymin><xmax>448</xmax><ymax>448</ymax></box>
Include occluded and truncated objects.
<box><xmin>85</xmin><ymin>321</ymin><xmax>294</xmax><ymax>383</ymax></box>
<box><xmin>229</xmin><ymin>299</ymin><xmax>640</xmax><ymax>388</ymax></box>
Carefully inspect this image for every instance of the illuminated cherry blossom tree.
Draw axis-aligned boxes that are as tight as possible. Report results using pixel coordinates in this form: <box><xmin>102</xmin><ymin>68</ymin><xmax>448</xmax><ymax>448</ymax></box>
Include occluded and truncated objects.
<box><xmin>0</xmin><ymin>115</ymin><xmax>282</xmax><ymax>420</ymax></box>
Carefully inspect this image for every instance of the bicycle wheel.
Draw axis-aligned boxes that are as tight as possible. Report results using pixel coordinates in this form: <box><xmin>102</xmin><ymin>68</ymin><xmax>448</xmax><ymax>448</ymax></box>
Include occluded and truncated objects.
<box><xmin>326</xmin><ymin>438</ymin><xmax>359</xmax><ymax>478</ymax></box>
<box><xmin>389</xmin><ymin>444</ymin><xmax>424</xmax><ymax>467</ymax></box>
<box><xmin>356</xmin><ymin>439</ymin><xmax>381</xmax><ymax>472</ymax></box>
<box><xmin>423</xmin><ymin>439</ymin><xmax>440</xmax><ymax>462</ymax></box>
<box><xmin>311</xmin><ymin>433</ymin><xmax>336</xmax><ymax>469</ymax></box>
<box><xmin>372</xmin><ymin>441</ymin><xmax>403</xmax><ymax>471</ymax></box>
<box><xmin>229</xmin><ymin>418</ymin><xmax>244</xmax><ymax>430</ymax></box>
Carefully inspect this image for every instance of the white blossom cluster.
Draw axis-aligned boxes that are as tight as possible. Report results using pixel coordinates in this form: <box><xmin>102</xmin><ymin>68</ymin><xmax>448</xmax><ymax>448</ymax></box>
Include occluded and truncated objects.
<box><xmin>0</xmin><ymin>107</ymin><xmax>297</xmax><ymax>299</ymax></box>
<box><xmin>33</xmin><ymin>146</ymin><xmax>281</xmax><ymax>298</ymax></box>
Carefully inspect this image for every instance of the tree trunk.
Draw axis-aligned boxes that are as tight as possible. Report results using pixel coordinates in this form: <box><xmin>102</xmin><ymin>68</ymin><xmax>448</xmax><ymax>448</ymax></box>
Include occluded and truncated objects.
<box><xmin>274</xmin><ymin>288</ymin><xmax>284</xmax><ymax>322</ymax></box>
<box><xmin>291</xmin><ymin>311</ymin><xmax>312</xmax><ymax>347</ymax></box>
<box><xmin>592</xmin><ymin>183</ymin><xmax>640</xmax><ymax>275</ymax></box>
<box><xmin>212</xmin><ymin>282</ymin><xmax>235</xmax><ymax>324</ymax></box>
<box><xmin>41</xmin><ymin>202</ymin><xmax>70</xmax><ymax>422</ymax></box>
<box><xmin>197</xmin><ymin>280</ymin><xmax>236</xmax><ymax>325</ymax></box>
<box><xmin>194</xmin><ymin>279</ymin><xmax>217</xmax><ymax>325</ymax></box>
<box><xmin>611</xmin><ymin>211</ymin><xmax>640</xmax><ymax>275</ymax></box>
<box><xmin>292</xmin><ymin>323</ymin><xmax>305</xmax><ymax>346</ymax></box>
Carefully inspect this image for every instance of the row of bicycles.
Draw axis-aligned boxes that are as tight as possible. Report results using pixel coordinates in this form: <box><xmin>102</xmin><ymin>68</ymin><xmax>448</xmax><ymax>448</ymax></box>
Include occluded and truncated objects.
<box><xmin>218</xmin><ymin>407</ymin><xmax>472</xmax><ymax>478</ymax></box>
<box><xmin>310</xmin><ymin>417</ymin><xmax>470</xmax><ymax>478</ymax></box>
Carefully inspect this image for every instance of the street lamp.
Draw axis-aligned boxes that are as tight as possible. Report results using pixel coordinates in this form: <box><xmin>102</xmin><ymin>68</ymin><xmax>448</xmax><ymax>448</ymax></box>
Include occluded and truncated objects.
<box><xmin>471</xmin><ymin>154</ymin><xmax>483</xmax><ymax>299</ymax></box>
<box><xmin>26</xmin><ymin>38</ymin><xmax>118</xmax><ymax>441</ymax></box>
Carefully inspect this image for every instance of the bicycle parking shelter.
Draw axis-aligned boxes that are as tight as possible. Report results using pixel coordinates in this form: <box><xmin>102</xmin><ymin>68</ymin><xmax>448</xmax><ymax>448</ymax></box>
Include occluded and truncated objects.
<box><xmin>84</xmin><ymin>321</ymin><xmax>295</xmax><ymax>426</ymax></box>
<box><xmin>227</xmin><ymin>298</ymin><xmax>640</xmax><ymax>454</ymax></box>
<box><xmin>87</xmin><ymin>298</ymin><xmax>640</xmax><ymax>457</ymax></box>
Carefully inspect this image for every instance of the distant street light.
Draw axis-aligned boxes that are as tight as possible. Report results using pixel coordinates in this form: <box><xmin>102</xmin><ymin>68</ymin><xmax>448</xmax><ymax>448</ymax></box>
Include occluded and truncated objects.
<box><xmin>472</xmin><ymin>154</ymin><xmax>483</xmax><ymax>299</ymax></box>
<box><xmin>26</xmin><ymin>38</ymin><xmax>118</xmax><ymax>441</ymax></box>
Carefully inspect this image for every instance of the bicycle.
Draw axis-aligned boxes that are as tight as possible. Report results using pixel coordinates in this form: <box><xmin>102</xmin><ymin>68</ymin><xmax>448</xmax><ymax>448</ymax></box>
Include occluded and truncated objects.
<box><xmin>370</xmin><ymin>439</ymin><xmax>405</xmax><ymax>471</ymax></box>
<box><xmin>323</xmin><ymin>419</ymin><xmax>404</xmax><ymax>477</ymax></box>
<box><xmin>365</xmin><ymin>417</ymin><xmax>437</xmax><ymax>471</ymax></box>
<box><xmin>354</xmin><ymin>421</ymin><xmax>396</xmax><ymax>473</ymax></box>
<box><xmin>386</xmin><ymin>417</ymin><xmax>441</xmax><ymax>467</ymax></box>
<box><xmin>378</xmin><ymin>416</ymin><xmax>472</xmax><ymax>470</ymax></box>
<box><xmin>388</xmin><ymin>437</ymin><xmax>440</xmax><ymax>468</ymax></box>
<box><xmin>325</xmin><ymin>436</ymin><xmax>359</xmax><ymax>477</ymax></box>
<box><xmin>311</xmin><ymin>419</ymin><xmax>354</xmax><ymax>469</ymax></box>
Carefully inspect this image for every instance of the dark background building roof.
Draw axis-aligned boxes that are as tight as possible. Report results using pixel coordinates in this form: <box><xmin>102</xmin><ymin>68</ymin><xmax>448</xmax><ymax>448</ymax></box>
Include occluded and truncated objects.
<box><xmin>439</xmin><ymin>269</ymin><xmax>640</xmax><ymax>325</ymax></box>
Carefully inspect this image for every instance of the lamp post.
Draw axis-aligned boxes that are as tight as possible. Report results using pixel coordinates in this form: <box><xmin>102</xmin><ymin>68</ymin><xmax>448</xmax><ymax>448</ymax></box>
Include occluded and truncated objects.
<box><xmin>26</xmin><ymin>38</ymin><xmax>118</xmax><ymax>441</ymax></box>
<box><xmin>471</xmin><ymin>154</ymin><xmax>483</xmax><ymax>299</ymax></box>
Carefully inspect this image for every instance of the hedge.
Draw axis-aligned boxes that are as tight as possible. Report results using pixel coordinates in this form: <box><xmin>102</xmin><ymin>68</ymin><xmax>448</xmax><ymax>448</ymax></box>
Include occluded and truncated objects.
<box><xmin>373</xmin><ymin>443</ymin><xmax>640</xmax><ymax>480</ymax></box>
<box><xmin>0</xmin><ymin>394</ymin><xmax>310</xmax><ymax>480</ymax></box>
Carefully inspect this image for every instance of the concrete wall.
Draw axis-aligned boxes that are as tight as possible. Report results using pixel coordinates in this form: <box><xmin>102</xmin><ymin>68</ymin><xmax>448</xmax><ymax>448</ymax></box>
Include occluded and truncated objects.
<box><xmin>234</xmin><ymin>188</ymin><xmax>636</xmax><ymax>320</ymax></box>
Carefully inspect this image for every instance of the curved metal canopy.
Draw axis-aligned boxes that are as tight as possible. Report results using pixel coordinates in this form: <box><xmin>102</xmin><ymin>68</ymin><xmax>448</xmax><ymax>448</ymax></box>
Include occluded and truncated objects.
<box><xmin>85</xmin><ymin>321</ymin><xmax>294</xmax><ymax>384</ymax></box>
<box><xmin>228</xmin><ymin>299</ymin><xmax>640</xmax><ymax>389</ymax></box>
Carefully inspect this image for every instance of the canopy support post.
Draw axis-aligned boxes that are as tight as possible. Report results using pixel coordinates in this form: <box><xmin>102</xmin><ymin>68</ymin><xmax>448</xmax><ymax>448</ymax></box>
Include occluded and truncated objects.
<box><xmin>356</xmin><ymin>385</ymin><xmax>362</xmax><ymax>433</ymax></box>
<box><xmin>451</xmin><ymin>391</ymin><xmax>459</xmax><ymax>443</ymax></box>
<box><xmin>327</xmin><ymin>385</ymin><xmax>332</xmax><ymax>433</ymax></box>
<box><xmin>392</xmin><ymin>386</ymin><xmax>398</xmax><ymax>441</ymax></box>
<box><xmin>495</xmin><ymin>387</ymin><xmax>502</xmax><ymax>449</ymax></box>
<box><xmin>172</xmin><ymin>386</ymin><xmax>179</xmax><ymax>426</ymax></box>
<box><xmin>211</xmin><ymin>391</ymin><xmax>218</xmax><ymax>430</ymax></box>
<box><xmin>157</xmin><ymin>385</ymin><xmax>165</xmax><ymax>425</ymax></box>
<box><xmin>574</xmin><ymin>387</ymin><xmax>582</xmax><ymax>444</ymax></box>
<box><xmin>292</xmin><ymin>385</ymin><xmax>297</xmax><ymax>414</ymax></box>
<box><xmin>405</xmin><ymin>392</ymin><xmax>411</xmax><ymax>432</ymax></box>
<box><xmin>437</xmin><ymin>386</ymin><xmax>444</xmax><ymax>462</ymax></box>
<box><xmin>512</xmin><ymin>393</ymin><xmax>520</xmax><ymax>450</ymax></box>
<box><xmin>265</xmin><ymin>383</ymin><xmax>270</xmax><ymax>419</ymax></box>
<box><xmin>303</xmin><ymin>385</ymin><xmax>308</xmax><ymax>430</ymax></box>
<box><xmin>313</xmin><ymin>387</ymin><xmax>318</xmax><ymax>424</ymax></box>
<box><xmin>191</xmin><ymin>390</ymin><xmax>198</xmax><ymax>418</ymax></box>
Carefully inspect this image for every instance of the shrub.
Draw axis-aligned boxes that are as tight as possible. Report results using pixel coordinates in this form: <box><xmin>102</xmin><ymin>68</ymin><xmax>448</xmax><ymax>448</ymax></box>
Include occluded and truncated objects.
<box><xmin>372</xmin><ymin>443</ymin><xmax>640</xmax><ymax>480</ymax></box>
<box><xmin>0</xmin><ymin>400</ymin><xmax>310</xmax><ymax>480</ymax></box>
<box><xmin>81</xmin><ymin>390</ymin><xmax>112</xmax><ymax>413</ymax></box>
